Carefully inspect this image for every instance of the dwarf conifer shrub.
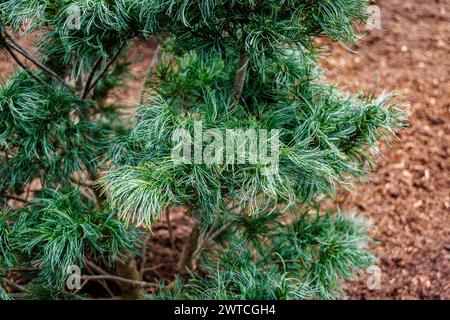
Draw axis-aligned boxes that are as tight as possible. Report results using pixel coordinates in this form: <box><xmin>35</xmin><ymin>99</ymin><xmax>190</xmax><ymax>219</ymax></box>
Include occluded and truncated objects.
<box><xmin>0</xmin><ymin>0</ymin><xmax>404</xmax><ymax>300</ymax></box>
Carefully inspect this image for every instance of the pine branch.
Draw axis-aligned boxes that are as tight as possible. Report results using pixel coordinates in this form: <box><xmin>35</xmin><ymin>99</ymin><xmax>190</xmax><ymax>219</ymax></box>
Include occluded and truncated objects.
<box><xmin>82</xmin><ymin>260</ymin><xmax>158</xmax><ymax>288</ymax></box>
<box><xmin>82</xmin><ymin>57</ymin><xmax>103</xmax><ymax>99</ymax></box>
<box><xmin>84</xmin><ymin>261</ymin><xmax>115</xmax><ymax>297</ymax></box>
<box><xmin>193</xmin><ymin>222</ymin><xmax>232</xmax><ymax>262</ymax></box>
<box><xmin>1</xmin><ymin>35</ymin><xmax>45</xmax><ymax>85</ymax></box>
<box><xmin>85</xmin><ymin>260</ymin><xmax>110</xmax><ymax>276</ymax></box>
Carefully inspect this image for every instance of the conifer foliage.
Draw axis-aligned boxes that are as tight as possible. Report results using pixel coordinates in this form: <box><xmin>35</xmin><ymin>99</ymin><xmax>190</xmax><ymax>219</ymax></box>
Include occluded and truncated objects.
<box><xmin>0</xmin><ymin>0</ymin><xmax>404</xmax><ymax>299</ymax></box>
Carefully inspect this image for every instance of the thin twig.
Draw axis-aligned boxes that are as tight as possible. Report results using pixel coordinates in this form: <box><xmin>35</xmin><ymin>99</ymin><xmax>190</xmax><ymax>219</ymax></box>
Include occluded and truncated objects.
<box><xmin>191</xmin><ymin>202</ymin><xmax>237</xmax><ymax>260</ymax></box>
<box><xmin>84</xmin><ymin>43</ymin><xmax>126</xmax><ymax>98</ymax></box>
<box><xmin>82</xmin><ymin>57</ymin><xmax>103</xmax><ymax>99</ymax></box>
<box><xmin>81</xmin><ymin>275</ymin><xmax>157</xmax><ymax>288</ymax></box>
<box><xmin>193</xmin><ymin>222</ymin><xmax>232</xmax><ymax>261</ymax></box>
<box><xmin>4</xmin><ymin>194</ymin><xmax>27</xmax><ymax>203</ymax></box>
<box><xmin>3</xmin><ymin>31</ymin><xmax>74</xmax><ymax>92</ymax></box>
<box><xmin>84</xmin><ymin>261</ymin><xmax>115</xmax><ymax>297</ymax></box>
<box><xmin>89</xmin><ymin>45</ymin><xmax>124</xmax><ymax>91</ymax></box>
<box><xmin>85</xmin><ymin>260</ymin><xmax>110</xmax><ymax>276</ymax></box>
<box><xmin>1</xmin><ymin>277</ymin><xmax>26</xmax><ymax>292</ymax></box>
<box><xmin>209</xmin><ymin>222</ymin><xmax>232</xmax><ymax>242</ymax></box>
<box><xmin>1</xmin><ymin>36</ymin><xmax>45</xmax><ymax>85</ymax></box>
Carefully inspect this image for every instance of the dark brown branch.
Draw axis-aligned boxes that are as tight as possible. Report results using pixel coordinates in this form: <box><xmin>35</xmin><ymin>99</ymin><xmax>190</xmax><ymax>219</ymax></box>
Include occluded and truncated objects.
<box><xmin>2</xmin><ymin>30</ymin><xmax>73</xmax><ymax>91</ymax></box>
<box><xmin>85</xmin><ymin>260</ymin><xmax>109</xmax><ymax>276</ymax></box>
<box><xmin>84</xmin><ymin>261</ymin><xmax>114</xmax><ymax>297</ymax></box>
<box><xmin>89</xmin><ymin>45</ymin><xmax>124</xmax><ymax>91</ymax></box>
<box><xmin>4</xmin><ymin>194</ymin><xmax>28</xmax><ymax>203</ymax></box>
<box><xmin>231</xmin><ymin>51</ymin><xmax>249</xmax><ymax>103</ymax></box>
<box><xmin>82</xmin><ymin>57</ymin><xmax>103</xmax><ymax>99</ymax></box>
<box><xmin>1</xmin><ymin>277</ymin><xmax>26</xmax><ymax>292</ymax></box>
<box><xmin>193</xmin><ymin>222</ymin><xmax>232</xmax><ymax>263</ymax></box>
<box><xmin>1</xmin><ymin>37</ymin><xmax>45</xmax><ymax>85</ymax></box>
<box><xmin>83</xmin><ymin>43</ymin><xmax>126</xmax><ymax>99</ymax></box>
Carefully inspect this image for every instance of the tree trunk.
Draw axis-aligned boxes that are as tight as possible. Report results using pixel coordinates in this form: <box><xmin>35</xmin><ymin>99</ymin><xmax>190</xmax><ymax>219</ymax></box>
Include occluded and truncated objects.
<box><xmin>231</xmin><ymin>51</ymin><xmax>249</xmax><ymax>103</ymax></box>
<box><xmin>177</xmin><ymin>223</ymin><xmax>200</xmax><ymax>278</ymax></box>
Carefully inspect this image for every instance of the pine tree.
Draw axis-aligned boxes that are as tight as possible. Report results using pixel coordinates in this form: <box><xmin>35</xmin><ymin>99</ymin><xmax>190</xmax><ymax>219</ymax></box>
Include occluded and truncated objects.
<box><xmin>0</xmin><ymin>0</ymin><xmax>404</xmax><ymax>300</ymax></box>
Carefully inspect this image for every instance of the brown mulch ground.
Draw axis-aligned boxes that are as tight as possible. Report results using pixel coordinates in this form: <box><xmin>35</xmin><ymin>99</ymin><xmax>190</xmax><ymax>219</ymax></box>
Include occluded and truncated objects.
<box><xmin>323</xmin><ymin>0</ymin><xmax>449</xmax><ymax>300</ymax></box>
<box><xmin>1</xmin><ymin>0</ymin><xmax>448</xmax><ymax>300</ymax></box>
